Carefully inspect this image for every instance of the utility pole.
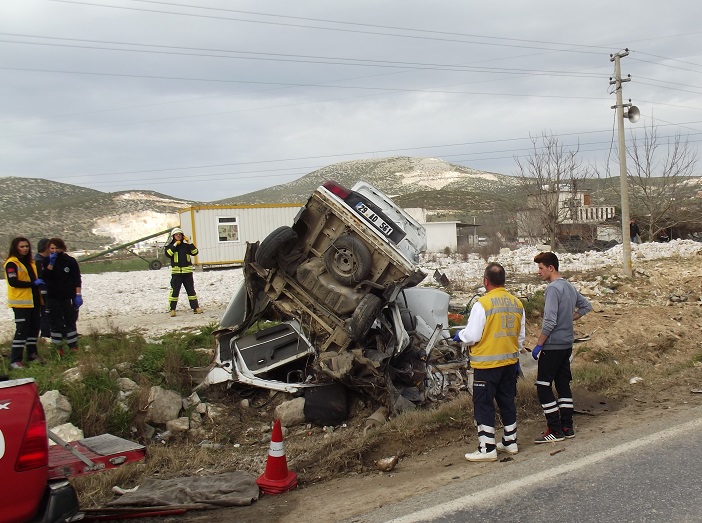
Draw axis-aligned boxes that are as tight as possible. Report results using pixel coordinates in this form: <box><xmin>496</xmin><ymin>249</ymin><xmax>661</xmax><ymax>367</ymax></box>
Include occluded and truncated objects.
<box><xmin>609</xmin><ymin>49</ymin><xmax>639</xmax><ymax>278</ymax></box>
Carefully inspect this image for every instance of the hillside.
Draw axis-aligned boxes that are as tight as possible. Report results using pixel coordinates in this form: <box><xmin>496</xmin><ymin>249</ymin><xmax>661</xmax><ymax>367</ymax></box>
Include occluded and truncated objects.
<box><xmin>0</xmin><ymin>159</ymin><xmax>523</xmax><ymax>252</ymax></box>
<box><xmin>0</xmin><ymin>177</ymin><xmax>194</xmax><ymax>252</ymax></box>
<box><xmin>4</xmin><ymin>158</ymin><xmax>698</xmax><ymax>254</ymax></box>
<box><xmin>215</xmin><ymin>156</ymin><xmax>520</xmax><ymax>204</ymax></box>
<box><xmin>215</xmin><ymin>156</ymin><xmax>528</xmax><ymax>228</ymax></box>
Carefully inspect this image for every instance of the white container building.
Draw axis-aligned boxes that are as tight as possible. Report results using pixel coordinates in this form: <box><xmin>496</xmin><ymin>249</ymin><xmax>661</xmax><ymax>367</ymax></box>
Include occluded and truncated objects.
<box><xmin>177</xmin><ymin>204</ymin><xmax>302</xmax><ymax>268</ymax></box>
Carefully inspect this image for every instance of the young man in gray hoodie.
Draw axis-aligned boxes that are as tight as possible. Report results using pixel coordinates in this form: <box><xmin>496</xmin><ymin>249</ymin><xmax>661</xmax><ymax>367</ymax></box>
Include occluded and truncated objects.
<box><xmin>531</xmin><ymin>251</ymin><xmax>592</xmax><ymax>443</ymax></box>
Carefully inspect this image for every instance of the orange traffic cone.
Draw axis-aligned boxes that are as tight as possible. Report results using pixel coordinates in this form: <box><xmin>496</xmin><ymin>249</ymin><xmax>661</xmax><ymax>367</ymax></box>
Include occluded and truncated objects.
<box><xmin>256</xmin><ymin>419</ymin><xmax>298</xmax><ymax>495</ymax></box>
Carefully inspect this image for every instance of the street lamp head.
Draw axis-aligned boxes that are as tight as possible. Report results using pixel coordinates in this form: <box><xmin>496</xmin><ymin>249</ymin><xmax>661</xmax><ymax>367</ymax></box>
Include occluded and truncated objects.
<box><xmin>625</xmin><ymin>105</ymin><xmax>640</xmax><ymax>123</ymax></box>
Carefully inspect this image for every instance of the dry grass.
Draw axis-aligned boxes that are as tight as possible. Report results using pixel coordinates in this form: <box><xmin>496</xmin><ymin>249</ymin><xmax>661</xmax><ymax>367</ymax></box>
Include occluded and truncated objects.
<box><xmin>289</xmin><ymin>382</ymin><xmax>544</xmax><ymax>483</ymax></box>
<box><xmin>72</xmin><ymin>382</ymin><xmax>547</xmax><ymax>508</ymax></box>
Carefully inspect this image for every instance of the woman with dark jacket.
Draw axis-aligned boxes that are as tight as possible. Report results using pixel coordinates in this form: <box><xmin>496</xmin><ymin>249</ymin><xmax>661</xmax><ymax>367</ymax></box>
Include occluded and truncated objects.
<box><xmin>42</xmin><ymin>238</ymin><xmax>82</xmax><ymax>356</ymax></box>
<box><xmin>3</xmin><ymin>237</ymin><xmax>44</xmax><ymax>369</ymax></box>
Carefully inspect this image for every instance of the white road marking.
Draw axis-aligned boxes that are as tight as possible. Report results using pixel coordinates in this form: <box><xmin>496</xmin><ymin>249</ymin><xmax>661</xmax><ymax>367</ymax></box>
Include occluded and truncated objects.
<box><xmin>389</xmin><ymin>416</ymin><xmax>702</xmax><ymax>522</ymax></box>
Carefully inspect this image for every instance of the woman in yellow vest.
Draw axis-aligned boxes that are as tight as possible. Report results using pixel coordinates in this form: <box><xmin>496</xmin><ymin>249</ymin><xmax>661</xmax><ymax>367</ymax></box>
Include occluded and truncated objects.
<box><xmin>4</xmin><ymin>237</ymin><xmax>45</xmax><ymax>369</ymax></box>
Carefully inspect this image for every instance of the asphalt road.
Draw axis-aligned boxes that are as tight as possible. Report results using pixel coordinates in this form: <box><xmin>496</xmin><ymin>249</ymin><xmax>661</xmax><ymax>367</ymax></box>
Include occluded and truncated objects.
<box><xmin>350</xmin><ymin>403</ymin><xmax>702</xmax><ymax>523</ymax></box>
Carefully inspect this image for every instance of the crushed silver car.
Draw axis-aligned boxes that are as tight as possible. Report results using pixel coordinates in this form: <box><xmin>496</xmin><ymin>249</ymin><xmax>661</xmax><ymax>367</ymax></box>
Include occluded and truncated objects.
<box><xmin>201</xmin><ymin>180</ymin><xmax>470</xmax><ymax>413</ymax></box>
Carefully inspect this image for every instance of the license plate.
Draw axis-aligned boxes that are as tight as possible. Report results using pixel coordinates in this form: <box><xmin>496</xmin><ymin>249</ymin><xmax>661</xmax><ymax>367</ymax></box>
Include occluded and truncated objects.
<box><xmin>354</xmin><ymin>202</ymin><xmax>394</xmax><ymax>236</ymax></box>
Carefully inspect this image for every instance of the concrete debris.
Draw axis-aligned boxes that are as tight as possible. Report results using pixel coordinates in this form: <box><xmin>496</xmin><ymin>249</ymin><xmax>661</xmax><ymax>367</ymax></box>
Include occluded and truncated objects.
<box><xmin>49</xmin><ymin>422</ymin><xmax>84</xmax><ymax>444</ymax></box>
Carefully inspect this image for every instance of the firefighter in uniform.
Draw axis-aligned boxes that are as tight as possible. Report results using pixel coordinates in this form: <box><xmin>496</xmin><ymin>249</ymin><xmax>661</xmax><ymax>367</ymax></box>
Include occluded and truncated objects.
<box><xmin>164</xmin><ymin>227</ymin><xmax>202</xmax><ymax>317</ymax></box>
<box><xmin>454</xmin><ymin>262</ymin><xmax>525</xmax><ymax>462</ymax></box>
<box><xmin>4</xmin><ymin>237</ymin><xmax>43</xmax><ymax>369</ymax></box>
<box><xmin>42</xmin><ymin>237</ymin><xmax>83</xmax><ymax>356</ymax></box>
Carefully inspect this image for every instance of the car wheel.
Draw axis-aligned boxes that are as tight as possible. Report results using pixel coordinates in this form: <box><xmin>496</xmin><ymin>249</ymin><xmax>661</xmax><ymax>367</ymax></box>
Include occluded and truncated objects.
<box><xmin>256</xmin><ymin>226</ymin><xmax>298</xmax><ymax>269</ymax></box>
<box><xmin>348</xmin><ymin>293</ymin><xmax>383</xmax><ymax>342</ymax></box>
<box><xmin>324</xmin><ymin>235</ymin><xmax>372</xmax><ymax>285</ymax></box>
<box><xmin>149</xmin><ymin>260</ymin><xmax>163</xmax><ymax>270</ymax></box>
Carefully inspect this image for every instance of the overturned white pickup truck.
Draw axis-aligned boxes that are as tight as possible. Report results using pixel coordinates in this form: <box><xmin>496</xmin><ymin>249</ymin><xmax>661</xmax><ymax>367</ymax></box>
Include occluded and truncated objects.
<box><xmin>201</xmin><ymin>181</ymin><xmax>469</xmax><ymax>413</ymax></box>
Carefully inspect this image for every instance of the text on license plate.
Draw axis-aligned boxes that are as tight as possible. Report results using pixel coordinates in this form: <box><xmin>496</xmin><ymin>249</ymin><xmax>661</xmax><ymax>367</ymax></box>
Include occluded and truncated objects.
<box><xmin>354</xmin><ymin>202</ymin><xmax>394</xmax><ymax>236</ymax></box>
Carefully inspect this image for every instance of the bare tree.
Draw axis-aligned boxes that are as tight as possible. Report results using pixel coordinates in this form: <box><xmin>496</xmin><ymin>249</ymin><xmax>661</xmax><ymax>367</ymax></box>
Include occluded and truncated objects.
<box><xmin>514</xmin><ymin>133</ymin><xmax>591</xmax><ymax>248</ymax></box>
<box><xmin>627</xmin><ymin>123</ymin><xmax>700</xmax><ymax>241</ymax></box>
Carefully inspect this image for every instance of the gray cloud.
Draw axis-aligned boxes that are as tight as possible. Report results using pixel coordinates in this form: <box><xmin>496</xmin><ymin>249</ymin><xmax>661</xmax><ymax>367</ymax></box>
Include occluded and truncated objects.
<box><xmin>2</xmin><ymin>0</ymin><xmax>702</xmax><ymax>201</ymax></box>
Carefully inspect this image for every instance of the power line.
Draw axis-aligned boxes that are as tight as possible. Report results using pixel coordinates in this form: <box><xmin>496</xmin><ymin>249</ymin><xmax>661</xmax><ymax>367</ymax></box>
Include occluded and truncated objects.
<box><xmin>76</xmin><ymin>139</ymin><xmax>641</xmax><ymax>188</ymax></box>
<box><xmin>0</xmin><ymin>63</ymin><xmax>613</xmax><ymax>141</ymax></box>
<box><xmin>633</xmin><ymin>50</ymin><xmax>702</xmax><ymax>69</ymax></box>
<box><xmin>116</xmin><ymin>0</ymin><xmax>615</xmax><ymax>51</ymax></box>
<box><xmin>0</xmin><ymin>37</ymin><xmax>610</xmax><ymax>76</ymax></box>
<box><xmin>637</xmin><ymin>80</ymin><xmax>702</xmax><ymax>96</ymax></box>
<box><xmin>33</xmin><ymin>124</ymin><xmax>702</xmax><ymax>181</ymax></box>
<box><xmin>0</xmin><ymin>34</ymin><xmax>613</xmax><ymax>80</ymax></box>
<box><xmin>74</xmin><ymin>136</ymin><xmax>701</xmax><ymax>191</ymax></box>
<box><xmin>637</xmin><ymin>75</ymin><xmax>702</xmax><ymax>92</ymax></box>
<box><xmin>46</xmin><ymin>0</ymin><xmax>607</xmax><ymax>55</ymax></box>
<box><xmin>630</xmin><ymin>56</ymin><xmax>702</xmax><ymax>75</ymax></box>
<box><xmin>0</xmin><ymin>64</ymin><xmax>611</xmax><ymax>95</ymax></box>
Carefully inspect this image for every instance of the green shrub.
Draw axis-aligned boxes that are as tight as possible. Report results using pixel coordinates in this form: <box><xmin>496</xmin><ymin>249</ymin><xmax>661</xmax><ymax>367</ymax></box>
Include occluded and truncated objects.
<box><xmin>133</xmin><ymin>331</ymin><xmax>213</xmax><ymax>393</ymax></box>
<box><xmin>522</xmin><ymin>290</ymin><xmax>545</xmax><ymax>317</ymax></box>
<box><xmin>1</xmin><ymin>324</ymin><xmax>216</xmax><ymax>435</ymax></box>
<box><xmin>61</xmin><ymin>367</ymin><xmax>129</xmax><ymax>437</ymax></box>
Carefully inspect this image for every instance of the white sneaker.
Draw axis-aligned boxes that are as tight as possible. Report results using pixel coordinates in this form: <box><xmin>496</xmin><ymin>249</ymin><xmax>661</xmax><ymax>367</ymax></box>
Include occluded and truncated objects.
<box><xmin>464</xmin><ymin>449</ymin><xmax>497</xmax><ymax>462</ymax></box>
<box><xmin>496</xmin><ymin>442</ymin><xmax>519</xmax><ymax>454</ymax></box>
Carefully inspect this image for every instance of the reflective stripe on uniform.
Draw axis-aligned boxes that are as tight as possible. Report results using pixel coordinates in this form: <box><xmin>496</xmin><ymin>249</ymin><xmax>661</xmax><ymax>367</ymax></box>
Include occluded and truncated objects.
<box><xmin>7</xmin><ymin>299</ymin><xmax>33</xmax><ymax>307</ymax></box>
<box><xmin>470</xmin><ymin>351</ymin><xmax>519</xmax><ymax>362</ymax></box>
<box><xmin>484</xmin><ymin>306</ymin><xmax>523</xmax><ymax>316</ymax></box>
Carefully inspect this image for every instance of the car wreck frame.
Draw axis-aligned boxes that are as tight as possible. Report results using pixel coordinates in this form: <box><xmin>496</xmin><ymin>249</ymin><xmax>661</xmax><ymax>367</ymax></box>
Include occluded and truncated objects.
<box><xmin>200</xmin><ymin>181</ymin><xmax>470</xmax><ymax>412</ymax></box>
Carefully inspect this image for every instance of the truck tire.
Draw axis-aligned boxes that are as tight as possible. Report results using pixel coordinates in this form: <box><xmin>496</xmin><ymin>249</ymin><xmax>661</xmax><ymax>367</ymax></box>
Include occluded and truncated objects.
<box><xmin>256</xmin><ymin>226</ymin><xmax>298</xmax><ymax>269</ymax></box>
<box><xmin>149</xmin><ymin>260</ymin><xmax>163</xmax><ymax>270</ymax></box>
<box><xmin>324</xmin><ymin>234</ymin><xmax>372</xmax><ymax>285</ymax></box>
<box><xmin>348</xmin><ymin>293</ymin><xmax>383</xmax><ymax>342</ymax></box>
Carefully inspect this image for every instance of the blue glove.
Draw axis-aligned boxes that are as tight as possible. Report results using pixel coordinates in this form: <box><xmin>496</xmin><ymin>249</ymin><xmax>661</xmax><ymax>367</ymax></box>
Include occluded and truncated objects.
<box><xmin>74</xmin><ymin>295</ymin><xmax>83</xmax><ymax>308</ymax></box>
<box><xmin>532</xmin><ymin>344</ymin><xmax>543</xmax><ymax>360</ymax></box>
<box><xmin>453</xmin><ymin>330</ymin><xmax>462</xmax><ymax>342</ymax></box>
<box><xmin>49</xmin><ymin>252</ymin><xmax>58</xmax><ymax>265</ymax></box>
<box><xmin>32</xmin><ymin>279</ymin><xmax>45</xmax><ymax>286</ymax></box>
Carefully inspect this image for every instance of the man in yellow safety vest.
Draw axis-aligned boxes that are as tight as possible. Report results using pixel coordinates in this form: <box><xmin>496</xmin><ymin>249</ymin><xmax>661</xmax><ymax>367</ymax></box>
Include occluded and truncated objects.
<box><xmin>454</xmin><ymin>262</ymin><xmax>525</xmax><ymax>462</ymax></box>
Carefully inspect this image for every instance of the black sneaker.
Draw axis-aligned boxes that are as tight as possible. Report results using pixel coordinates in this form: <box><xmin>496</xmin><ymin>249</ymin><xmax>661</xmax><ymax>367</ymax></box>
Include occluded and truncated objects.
<box><xmin>534</xmin><ymin>428</ymin><xmax>565</xmax><ymax>444</ymax></box>
<box><xmin>563</xmin><ymin>426</ymin><xmax>575</xmax><ymax>439</ymax></box>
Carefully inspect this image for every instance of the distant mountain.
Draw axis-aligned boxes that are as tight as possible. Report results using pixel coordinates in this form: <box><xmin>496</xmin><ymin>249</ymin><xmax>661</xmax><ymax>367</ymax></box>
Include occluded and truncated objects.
<box><xmin>9</xmin><ymin>156</ymin><xmax>672</xmax><ymax>256</ymax></box>
<box><xmin>212</xmin><ymin>156</ymin><xmax>525</xmax><ymax>226</ymax></box>
<box><xmin>0</xmin><ymin>159</ymin><xmax>524</xmax><ymax>253</ymax></box>
<box><xmin>0</xmin><ymin>177</ymin><xmax>194</xmax><ymax>253</ymax></box>
<box><xmin>0</xmin><ymin>156</ymin><xmax>702</xmax><ymax>259</ymax></box>
<box><xmin>214</xmin><ymin>156</ymin><xmax>518</xmax><ymax>205</ymax></box>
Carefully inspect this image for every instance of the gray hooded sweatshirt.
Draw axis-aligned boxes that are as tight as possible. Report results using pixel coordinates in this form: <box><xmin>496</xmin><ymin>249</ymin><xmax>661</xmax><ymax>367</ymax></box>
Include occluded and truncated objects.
<box><xmin>541</xmin><ymin>278</ymin><xmax>592</xmax><ymax>350</ymax></box>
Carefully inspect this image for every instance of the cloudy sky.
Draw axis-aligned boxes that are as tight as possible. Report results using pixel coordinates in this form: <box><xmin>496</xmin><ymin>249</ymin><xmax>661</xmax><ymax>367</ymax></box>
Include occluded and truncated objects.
<box><xmin>3</xmin><ymin>1</ymin><xmax>702</xmax><ymax>202</ymax></box>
